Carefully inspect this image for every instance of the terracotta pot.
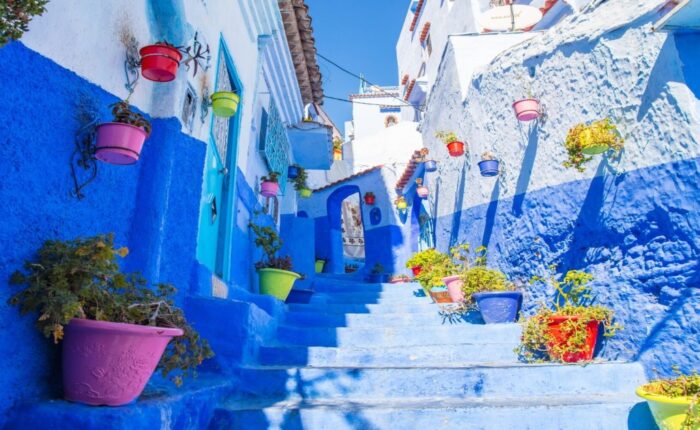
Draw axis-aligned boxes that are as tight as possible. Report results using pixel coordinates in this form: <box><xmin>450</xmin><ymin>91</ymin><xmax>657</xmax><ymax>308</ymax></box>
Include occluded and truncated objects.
<box><xmin>430</xmin><ymin>290</ymin><xmax>453</xmax><ymax>304</ymax></box>
<box><xmin>546</xmin><ymin>315</ymin><xmax>600</xmax><ymax>363</ymax></box>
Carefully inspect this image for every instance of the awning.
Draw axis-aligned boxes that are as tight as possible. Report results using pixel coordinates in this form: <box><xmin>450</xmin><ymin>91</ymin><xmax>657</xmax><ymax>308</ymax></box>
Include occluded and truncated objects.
<box><xmin>287</xmin><ymin>121</ymin><xmax>333</xmax><ymax>170</ymax></box>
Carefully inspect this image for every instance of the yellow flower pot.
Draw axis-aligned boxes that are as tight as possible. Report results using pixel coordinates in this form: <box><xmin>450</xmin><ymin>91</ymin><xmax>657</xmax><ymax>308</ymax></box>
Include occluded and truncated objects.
<box><xmin>211</xmin><ymin>91</ymin><xmax>240</xmax><ymax>118</ymax></box>
<box><xmin>636</xmin><ymin>385</ymin><xmax>698</xmax><ymax>430</ymax></box>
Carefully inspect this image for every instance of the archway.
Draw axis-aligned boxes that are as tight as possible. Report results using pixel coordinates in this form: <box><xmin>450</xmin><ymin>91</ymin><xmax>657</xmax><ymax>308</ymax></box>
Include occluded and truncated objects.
<box><xmin>326</xmin><ymin>185</ymin><xmax>366</xmax><ymax>274</ymax></box>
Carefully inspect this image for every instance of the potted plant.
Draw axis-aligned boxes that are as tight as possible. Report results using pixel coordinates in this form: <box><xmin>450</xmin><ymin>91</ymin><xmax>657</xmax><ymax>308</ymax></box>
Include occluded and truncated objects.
<box><xmin>465</xmin><ymin>268</ymin><xmax>520</xmax><ymax>324</ymax></box>
<box><xmin>406</xmin><ymin>249</ymin><xmax>455</xmax><ymax>301</ymax></box>
<box><xmin>512</xmin><ymin>74</ymin><xmax>540</xmax><ymax>121</ymax></box>
<box><xmin>416</xmin><ymin>178</ymin><xmax>429</xmax><ymax>199</ymax></box>
<box><xmin>210</xmin><ymin>91</ymin><xmax>240</xmax><ymax>118</ymax></box>
<box><xmin>8</xmin><ymin>234</ymin><xmax>213</xmax><ymax>406</ymax></box>
<box><xmin>424</xmin><ymin>160</ymin><xmax>438</xmax><ymax>172</ymax></box>
<box><xmin>636</xmin><ymin>370</ymin><xmax>699</xmax><ymax>430</ymax></box>
<box><xmin>292</xmin><ymin>167</ymin><xmax>311</xmax><ymax>197</ymax></box>
<box><xmin>442</xmin><ymin>244</ymin><xmax>487</xmax><ymax>304</ymax></box>
<box><xmin>395</xmin><ymin>196</ymin><xmax>408</xmax><ymax>211</ymax></box>
<box><xmin>249</xmin><ymin>222</ymin><xmax>301</xmax><ymax>301</ymax></box>
<box><xmin>368</xmin><ymin>263</ymin><xmax>389</xmax><ymax>283</ymax></box>
<box><xmin>288</xmin><ymin>165</ymin><xmax>301</xmax><ymax>180</ymax></box>
<box><xmin>260</xmin><ymin>172</ymin><xmax>280</xmax><ymax>197</ymax></box>
<box><xmin>315</xmin><ymin>258</ymin><xmax>326</xmax><ymax>273</ymax></box>
<box><xmin>563</xmin><ymin>118</ymin><xmax>624</xmax><ymax>172</ymax></box>
<box><xmin>139</xmin><ymin>41</ymin><xmax>182</xmax><ymax>82</ymax></box>
<box><xmin>435</xmin><ymin>130</ymin><xmax>465</xmax><ymax>157</ymax></box>
<box><xmin>364</xmin><ymin>192</ymin><xmax>376</xmax><ymax>205</ymax></box>
<box><xmin>516</xmin><ymin>268</ymin><xmax>621</xmax><ymax>363</ymax></box>
<box><xmin>333</xmin><ymin>137</ymin><xmax>343</xmax><ymax>161</ymax></box>
<box><xmin>1</xmin><ymin>0</ymin><xmax>48</xmax><ymax>46</ymax></box>
<box><xmin>478</xmin><ymin>152</ymin><xmax>500</xmax><ymax>177</ymax></box>
<box><xmin>94</xmin><ymin>101</ymin><xmax>152</xmax><ymax>165</ymax></box>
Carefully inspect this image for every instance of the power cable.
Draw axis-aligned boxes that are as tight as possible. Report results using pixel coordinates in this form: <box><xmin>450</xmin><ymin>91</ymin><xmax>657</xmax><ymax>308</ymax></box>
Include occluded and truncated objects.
<box><xmin>324</xmin><ymin>95</ymin><xmax>410</xmax><ymax>108</ymax></box>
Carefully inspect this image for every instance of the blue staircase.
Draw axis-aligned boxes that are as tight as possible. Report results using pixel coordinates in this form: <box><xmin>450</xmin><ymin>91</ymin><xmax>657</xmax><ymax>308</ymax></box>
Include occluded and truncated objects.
<box><xmin>214</xmin><ymin>275</ymin><xmax>657</xmax><ymax>430</ymax></box>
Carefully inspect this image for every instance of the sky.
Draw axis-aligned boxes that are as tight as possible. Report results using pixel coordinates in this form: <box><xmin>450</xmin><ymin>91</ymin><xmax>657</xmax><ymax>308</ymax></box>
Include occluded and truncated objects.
<box><xmin>305</xmin><ymin>0</ymin><xmax>410</xmax><ymax>135</ymax></box>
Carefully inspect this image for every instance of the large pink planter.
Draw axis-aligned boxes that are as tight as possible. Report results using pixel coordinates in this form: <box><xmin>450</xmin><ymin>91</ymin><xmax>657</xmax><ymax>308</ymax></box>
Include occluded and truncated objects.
<box><xmin>95</xmin><ymin>122</ymin><xmax>149</xmax><ymax>165</ymax></box>
<box><xmin>62</xmin><ymin>318</ymin><xmax>183</xmax><ymax>406</ymax></box>
<box><xmin>512</xmin><ymin>99</ymin><xmax>541</xmax><ymax>122</ymax></box>
<box><xmin>443</xmin><ymin>275</ymin><xmax>465</xmax><ymax>302</ymax></box>
<box><xmin>260</xmin><ymin>181</ymin><xmax>280</xmax><ymax>197</ymax></box>
<box><xmin>417</xmin><ymin>186</ymin><xmax>429</xmax><ymax>199</ymax></box>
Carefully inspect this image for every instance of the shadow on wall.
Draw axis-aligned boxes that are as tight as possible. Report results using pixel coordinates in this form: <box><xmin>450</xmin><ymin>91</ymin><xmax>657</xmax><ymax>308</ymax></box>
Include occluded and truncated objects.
<box><xmin>482</xmin><ymin>181</ymin><xmax>501</xmax><ymax>248</ymax></box>
<box><xmin>512</xmin><ymin>122</ymin><xmax>540</xmax><ymax>216</ymax></box>
<box><xmin>449</xmin><ymin>162</ymin><xmax>468</xmax><ymax>248</ymax></box>
<box><xmin>674</xmin><ymin>33</ymin><xmax>700</xmax><ymax>99</ymax></box>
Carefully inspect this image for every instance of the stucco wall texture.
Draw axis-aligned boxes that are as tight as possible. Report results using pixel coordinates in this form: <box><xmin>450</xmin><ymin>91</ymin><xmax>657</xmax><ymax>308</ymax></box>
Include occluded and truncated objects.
<box><xmin>421</xmin><ymin>0</ymin><xmax>700</xmax><ymax>377</ymax></box>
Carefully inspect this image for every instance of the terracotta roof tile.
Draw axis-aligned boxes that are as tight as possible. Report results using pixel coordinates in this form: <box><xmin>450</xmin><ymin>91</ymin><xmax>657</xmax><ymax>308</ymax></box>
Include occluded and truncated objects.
<box><xmin>409</xmin><ymin>0</ymin><xmax>425</xmax><ymax>31</ymax></box>
<box><xmin>395</xmin><ymin>150</ymin><xmax>424</xmax><ymax>190</ymax></box>
<box><xmin>420</xmin><ymin>22</ymin><xmax>431</xmax><ymax>43</ymax></box>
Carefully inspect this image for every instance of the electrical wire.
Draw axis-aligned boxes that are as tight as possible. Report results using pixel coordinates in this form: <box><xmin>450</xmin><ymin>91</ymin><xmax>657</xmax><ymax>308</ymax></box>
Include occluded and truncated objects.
<box><xmin>317</xmin><ymin>52</ymin><xmax>424</xmax><ymax>112</ymax></box>
<box><xmin>324</xmin><ymin>95</ymin><xmax>410</xmax><ymax>108</ymax></box>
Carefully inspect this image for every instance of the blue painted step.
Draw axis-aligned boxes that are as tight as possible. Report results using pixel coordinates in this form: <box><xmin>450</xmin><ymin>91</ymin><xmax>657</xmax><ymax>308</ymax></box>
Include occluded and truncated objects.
<box><xmin>258</xmin><ymin>342</ymin><xmax>519</xmax><ymax>367</ymax></box>
<box><xmin>285</xmin><ymin>301</ymin><xmax>444</xmax><ymax>314</ymax></box>
<box><xmin>274</xmin><ymin>323</ymin><xmax>522</xmax><ymax>347</ymax></box>
<box><xmin>209</xmin><ymin>397</ymin><xmax>656</xmax><ymax>430</ymax></box>
<box><xmin>282</xmin><ymin>309</ymin><xmax>481</xmax><ymax>328</ymax></box>
<box><xmin>235</xmin><ymin>362</ymin><xmax>647</xmax><ymax>401</ymax></box>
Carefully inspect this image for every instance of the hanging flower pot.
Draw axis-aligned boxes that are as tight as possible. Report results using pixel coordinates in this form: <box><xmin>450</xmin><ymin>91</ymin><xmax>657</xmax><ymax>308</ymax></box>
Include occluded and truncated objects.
<box><xmin>395</xmin><ymin>196</ymin><xmax>408</xmax><ymax>211</ymax></box>
<box><xmin>95</xmin><ymin>101</ymin><xmax>152</xmax><ymax>165</ymax></box>
<box><xmin>299</xmin><ymin>188</ymin><xmax>312</xmax><ymax>198</ymax></box>
<box><xmin>512</xmin><ymin>98</ymin><xmax>541</xmax><ymax>122</ymax></box>
<box><xmin>564</xmin><ymin>119</ymin><xmax>624</xmax><ymax>172</ymax></box>
<box><xmin>63</xmin><ymin>319</ymin><xmax>182</xmax><ymax>406</ymax></box>
<box><xmin>364</xmin><ymin>192</ymin><xmax>376</xmax><ymax>205</ymax></box>
<box><xmin>546</xmin><ymin>315</ymin><xmax>600</xmax><ymax>363</ymax></box>
<box><xmin>333</xmin><ymin>148</ymin><xmax>343</xmax><ymax>160</ymax></box>
<box><xmin>424</xmin><ymin>160</ymin><xmax>438</xmax><ymax>172</ymax></box>
<box><xmin>417</xmin><ymin>186</ymin><xmax>429</xmax><ymax>199</ymax></box>
<box><xmin>478</xmin><ymin>152</ymin><xmax>500</xmax><ymax>177</ymax></box>
<box><xmin>139</xmin><ymin>43</ymin><xmax>182</xmax><ymax>83</ymax></box>
<box><xmin>436</xmin><ymin>131</ymin><xmax>465</xmax><ymax>157</ymax></box>
<box><xmin>260</xmin><ymin>172</ymin><xmax>280</xmax><ymax>197</ymax></box>
<box><xmin>211</xmin><ymin>91</ymin><xmax>240</xmax><ymax>118</ymax></box>
<box><xmin>288</xmin><ymin>165</ymin><xmax>300</xmax><ymax>180</ymax></box>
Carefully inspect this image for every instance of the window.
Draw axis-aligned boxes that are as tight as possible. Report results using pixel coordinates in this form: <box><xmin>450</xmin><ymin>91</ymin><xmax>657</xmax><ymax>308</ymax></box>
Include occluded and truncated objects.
<box><xmin>424</xmin><ymin>34</ymin><xmax>432</xmax><ymax>58</ymax></box>
<box><xmin>181</xmin><ymin>85</ymin><xmax>197</xmax><ymax>130</ymax></box>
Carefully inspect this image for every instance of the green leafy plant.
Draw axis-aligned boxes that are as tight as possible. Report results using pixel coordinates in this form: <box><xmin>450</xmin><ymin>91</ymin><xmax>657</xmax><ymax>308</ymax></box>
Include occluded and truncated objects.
<box><xmin>515</xmin><ymin>268</ymin><xmax>621</xmax><ymax>363</ymax></box>
<box><xmin>481</xmin><ymin>152</ymin><xmax>497</xmax><ymax>161</ymax></box>
<box><xmin>448</xmin><ymin>244</ymin><xmax>514</xmax><ymax>304</ymax></box>
<box><xmin>261</xmin><ymin>172</ymin><xmax>280</xmax><ymax>184</ymax></box>
<box><xmin>406</xmin><ymin>249</ymin><xmax>455</xmax><ymax>291</ymax></box>
<box><xmin>8</xmin><ymin>234</ymin><xmax>213</xmax><ymax>386</ymax></box>
<box><xmin>249</xmin><ymin>222</ymin><xmax>293</xmax><ymax>271</ymax></box>
<box><xmin>111</xmin><ymin>101</ymin><xmax>152</xmax><ymax>135</ymax></box>
<box><xmin>642</xmin><ymin>367</ymin><xmax>700</xmax><ymax>429</ymax></box>
<box><xmin>291</xmin><ymin>165</ymin><xmax>308</xmax><ymax>191</ymax></box>
<box><xmin>563</xmin><ymin>118</ymin><xmax>624</xmax><ymax>172</ymax></box>
<box><xmin>333</xmin><ymin>137</ymin><xmax>343</xmax><ymax>151</ymax></box>
<box><xmin>435</xmin><ymin>130</ymin><xmax>459</xmax><ymax>145</ymax></box>
<box><xmin>1</xmin><ymin>0</ymin><xmax>48</xmax><ymax>46</ymax></box>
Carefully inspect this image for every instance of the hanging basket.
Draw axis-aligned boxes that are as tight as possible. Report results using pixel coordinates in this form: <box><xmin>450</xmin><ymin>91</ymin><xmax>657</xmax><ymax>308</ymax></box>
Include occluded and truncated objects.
<box><xmin>396</xmin><ymin>200</ymin><xmax>408</xmax><ymax>211</ymax></box>
<box><xmin>95</xmin><ymin>122</ymin><xmax>149</xmax><ymax>165</ymax></box>
<box><xmin>424</xmin><ymin>160</ymin><xmax>438</xmax><ymax>172</ymax></box>
<box><xmin>446</xmin><ymin>141</ymin><xmax>465</xmax><ymax>157</ymax></box>
<box><xmin>211</xmin><ymin>91</ymin><xmax>240</xmax><ymax>118</ymax></box>
<box><xmin>478</xmin><ymin>160</ymin><xmax>500</xmax><ymax>177</ymax></box>
<box><xmin>364</xmin><ymin>194</ymin><xmax>376</xmax><ymax>205</ymax></box>
<box><xmin>299</xmin><ymin>188</ymin><xmax>312</xmax><ymax>198</ymax></box>
<box><xmin>417</xmin><ymin>186</ymin><xmax>429</xmax><ymax>199</ymax></box>
<box><xmin>139</xmin><ymin>44</ymin><xmax>182</xmax><ymax>83</ymax></box>
<box><xmin>260</xmin><ymin>181</ymin><xmax>279</xmax><ymax>197</ymax></box>
<box><xmin>512</xmin><ymin>98</ymin><xmax>541</xmax><ymax>122</ymax></box>
<box><xmin>288</xmin><ymin>165</ymin><xmax>300</xmax><ymax>180</ymax></box>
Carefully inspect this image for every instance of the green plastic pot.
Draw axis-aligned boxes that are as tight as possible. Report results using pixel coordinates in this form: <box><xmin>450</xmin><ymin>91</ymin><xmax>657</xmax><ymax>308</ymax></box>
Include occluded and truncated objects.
<box><xmin>636</xmin><ymin>386</ymin><xmax>697</xmax><ymax>430</ymax></box>
<box><xmin>300</xmin><ymin>188</ymin><xmax>312</xmax><ymax>198</ymax></box>
<box><xmin>315</xmin><ymin>259</ymin><xmax>325</xmax><ymax>273</ymax></box>
<box><xmin>258</xmin><ymin>268</ymin><xmax>301</xmax><ymax>301</ymax></box>
<box><xmin>211</xmin><ymin>91</ymin><xmax>240</xmax><ymax>118</ymax></box>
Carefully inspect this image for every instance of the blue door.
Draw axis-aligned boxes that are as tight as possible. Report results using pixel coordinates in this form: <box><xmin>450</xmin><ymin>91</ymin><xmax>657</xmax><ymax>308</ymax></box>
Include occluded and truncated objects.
<box><xmin>196</xmin><ymin>43</ymin><xmax>242</xmax><ymax>280</ymax></box>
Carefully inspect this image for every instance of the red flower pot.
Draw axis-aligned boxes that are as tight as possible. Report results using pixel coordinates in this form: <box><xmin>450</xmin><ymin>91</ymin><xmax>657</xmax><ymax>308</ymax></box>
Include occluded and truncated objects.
<box><xmin>260</xmin><ymin>181</ymin><xmax>280</xmax><ymax>197</ymax></box>
<box><xmin>364</xmin><ymin>194</ymin><xmax>376</xmax><ymax>205</ymax></box>
<box><xmin>546</xmin><ymin>315</ymin><xmax>600</xmax><ymax>363</ymax></box>
<box><xmin>411</xmin><ymin>265</ymin><xmax>422</xmax><ymax>276</ymax></box>
<box><xmin>446</xmin><ymin>141</ymin><xmax>465</xmax><ymax>157</ymax></box>
<box><xmin>63</xmin><ymin>318</ymin><xmax>182</xmax><ymax>406</ymax></box>
<box><xmin>139</xmin><ymin>44</ymin><xmax>183</xmax><ymax>82</ymax></box>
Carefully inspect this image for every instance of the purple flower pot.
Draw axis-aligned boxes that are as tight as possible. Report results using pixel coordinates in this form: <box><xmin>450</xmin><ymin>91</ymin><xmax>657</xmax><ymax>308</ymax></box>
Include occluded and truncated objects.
<box><xmin>95</xmin><ymin>122</ymin><xmax>148</xmax><ymax>165</ymax></box>
<box><xmin>62</xmin><ymin>318</ymin><xmax>182</xmax><ymax>406</ymax></box>
<box><xmin>472</xmin><ymin>291</ymin><xmax>523</xmax><ymax>324</ymax></box>
<box><xmin>478</xmin><ymin>160</ymin><xmax>500</xmax><ymax>177</ymax></box>
<box><xmin>260</xmin><ymin>181</ymin><xmax>280</xmax><ymax>197</ymax></box>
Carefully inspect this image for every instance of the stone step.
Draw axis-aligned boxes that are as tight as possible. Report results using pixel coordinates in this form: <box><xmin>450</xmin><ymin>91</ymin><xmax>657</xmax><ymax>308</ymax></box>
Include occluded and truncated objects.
<box><xmin>236</xmin><ymin>362</ymin><xmax>646</xmax><ymax>401</ymax></box>
<box><xmin>275</xmin><ymin>323</ymin><xmax>521</xmax><ymax>347</ymax></box>
<box><xmin>210</xmin><ymin>396</ymin><xmax>656</xmax><ymax>430</ymax></box>
<box><xmin>258</xmin><ymin>343</ymin><xmax>519</xmax><ymax>367</ymax></box>
<box><xmin>312</xmin><ymin>280</ymin><xmax>423</xmax><ymax>294</ymax></box>
<box><xmin>285</xmin><ymin>301</ymin><xmax>445</xmax><ymax>315</ymax></box>
<box><xmin>306</xmin><ymin>289</ymin><xmax>430</xmax><ymax>305</ymax></box>
<box><xmin>282</xmin><ymin>309</ymin><xmax>483</xmax><ymax>328</ymax></box>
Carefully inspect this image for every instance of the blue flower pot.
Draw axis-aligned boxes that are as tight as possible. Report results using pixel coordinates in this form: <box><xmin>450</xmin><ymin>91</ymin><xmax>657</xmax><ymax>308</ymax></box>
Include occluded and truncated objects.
<box><xmin>288</xmin><ymin>165</ymin><xmax>300</xmax><ymax>180</ymax></box>
<box><xmin>368</xmin><ymin>273</ymin><xmax>390</xmax><ymax>283</ymax></box>
<box><xmin>424</xmin><ymin>160</ymin><xmax>438</xmax><ymax>172</ymax></box>
<box><xmin>478</xmin><ymin>160</ymin><xmax>500</xmax><ymax>177</ymax></box>
<box><xmin>472</xmin><ymin>291</ymin><xmax>522</xmax><ymax>324</ymax></box>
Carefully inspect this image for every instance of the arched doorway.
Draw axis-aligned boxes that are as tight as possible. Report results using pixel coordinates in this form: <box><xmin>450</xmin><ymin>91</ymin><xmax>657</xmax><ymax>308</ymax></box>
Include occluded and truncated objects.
<box><xmin>327</xmin><ymin>185</ymin><xmax>366</xmax><ymax>274</ymax></box>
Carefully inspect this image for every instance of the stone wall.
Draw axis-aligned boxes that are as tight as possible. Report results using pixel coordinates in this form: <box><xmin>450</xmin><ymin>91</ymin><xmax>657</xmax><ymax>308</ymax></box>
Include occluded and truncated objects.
<box><xmin>420</xmin><ymin>0</ymin><xmax>700</xmax><ymax>376</ymax></box>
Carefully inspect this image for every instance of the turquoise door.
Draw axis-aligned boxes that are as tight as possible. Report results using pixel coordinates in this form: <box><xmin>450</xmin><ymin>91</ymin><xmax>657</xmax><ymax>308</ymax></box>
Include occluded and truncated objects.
<box><xmin>196</xmin><ymin>44</ymin><xmax>241</xmax><ymax>280</ymax></box>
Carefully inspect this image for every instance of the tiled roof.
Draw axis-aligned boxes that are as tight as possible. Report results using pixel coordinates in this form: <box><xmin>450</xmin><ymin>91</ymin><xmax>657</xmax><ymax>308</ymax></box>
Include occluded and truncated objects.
<box><xmin>395</xmin><ymin>150</ymin><xmax>424</xmax><ymax>190</ymax></box>
<box><xmin>420</xmin><ymin>22</ymin><xmax>431</xmax><ymax>43</ymax></box>
<box><xmin>349</xmin><ymin>91</ymin><xmax>400</xmax><ymax>100</ymax></box>
<box><xmin>409</xmin><ymin>0</ymin><xmax>425</xmax><ymax>31</ymax></box>
<box><xmin>401</xmin><ymin>74</ymin><xmax>409</xmax><ymax>85</ymax></box>
<box><xmin>278</xmin><ymin>0</ymin><xmax>324</xmax><ymax>104</ymax></box>
<box><xmin>404</xmin><ymin>79</ymin><xmax>417</xmax><ymax>101</ymax></box>
<box><xmin>313</xmin><ymin>165</ymin><xmax>384</xmax><ymax>192</ymax></box>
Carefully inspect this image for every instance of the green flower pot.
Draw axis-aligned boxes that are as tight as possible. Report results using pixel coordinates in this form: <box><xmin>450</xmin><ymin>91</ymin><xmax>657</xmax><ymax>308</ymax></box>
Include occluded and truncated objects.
<box><xmin>636</xmin><ymin>386</ymin><xmax>697</xmax><ymax>430</ymax></box>
<box><xmin>258</xmin><ymin>268</ymin><xmax>301</xmax><ymax>301</ymax></box>
<box><xmin>211</xmin><ymin>91</ymin><xmax>240</xmax><ymax>118</ymax></box>
<box><xmin>315</xmin><ymin>259</ymin><xmax>325</xmax><ymax>273</ymax></box>
<box><xmin>300</xmin><ymin>188</ymin><xmax>312</xmax><ymax>198</ymax></box>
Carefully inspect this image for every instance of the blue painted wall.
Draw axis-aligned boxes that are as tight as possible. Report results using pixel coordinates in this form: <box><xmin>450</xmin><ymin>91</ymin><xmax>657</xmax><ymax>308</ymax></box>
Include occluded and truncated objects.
<box><xmin>0</xmin><ymin>42</ymin><xmax>207</xmax><ymax>425</ymax></box>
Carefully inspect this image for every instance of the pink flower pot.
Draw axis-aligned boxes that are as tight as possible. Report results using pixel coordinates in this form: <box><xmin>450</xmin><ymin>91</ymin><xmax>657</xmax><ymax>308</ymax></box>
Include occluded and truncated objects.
<box><xmin>442</xmin><ymin>275</ymin><xmax>464</xmax><ymax>302</ymax></box>
<box><xmin>62</xmin><ymin>318</ymin><xmax>183</xmax><ymax>406</ymax></box>
<box><xmin>512</xmin><ymin>99</ymin><xmax>541</xmax><ymax>122</ymax></box>
<box><xmin>417</xmin><ymin>186</ymin><xmax>429</xmax><ymax>199</ymax></box>
<box><xmin>260</xmin><ymin>181</ymin><xmax>280</xmax><ymax>197</ymax></box>
<box><xmin>95</xmin><ymin>122</ymin><xmax>149</xmax><ymax>165</ymax></box>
